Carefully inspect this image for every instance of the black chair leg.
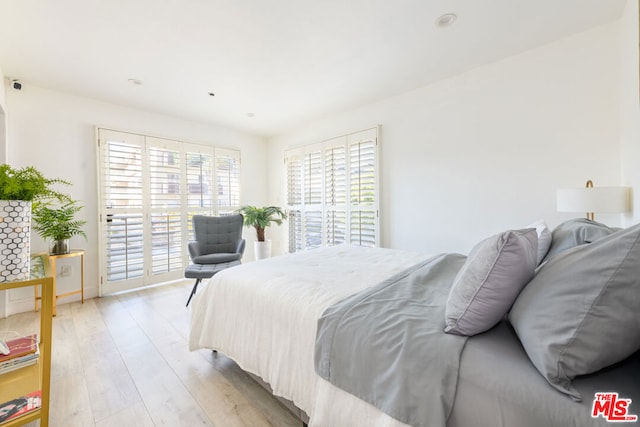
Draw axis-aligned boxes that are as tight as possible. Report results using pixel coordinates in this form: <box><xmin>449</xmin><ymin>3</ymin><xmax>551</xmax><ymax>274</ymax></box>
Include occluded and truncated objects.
<box><xmin>186</xmin><ymin>278</ymin><xmax>202</xmax><ymax>307</ymax></box>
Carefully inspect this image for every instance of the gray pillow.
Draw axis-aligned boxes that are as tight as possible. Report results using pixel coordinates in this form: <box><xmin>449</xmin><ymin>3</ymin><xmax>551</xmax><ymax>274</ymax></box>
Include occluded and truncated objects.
<box><xmin>444</xmin><ymin>228</ymin><xmax>538</xmax><ymax>336</ymax></box>
<box><xmin>541</xmin><ymin>218</ymin><xmax>615</xmax><ymax>263</ymax></box>
<box><xmin>509</xmin><ymin>223</ymin><xmax>640</xmax><ymax>400</ymax></box>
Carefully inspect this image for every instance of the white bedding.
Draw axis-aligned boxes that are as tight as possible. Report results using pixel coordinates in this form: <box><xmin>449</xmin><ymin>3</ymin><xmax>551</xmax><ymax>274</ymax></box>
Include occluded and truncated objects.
<box><xmin>189</xmin><ymin>245</ymin><xmax>431</xmax><ymax>426</ymax></box>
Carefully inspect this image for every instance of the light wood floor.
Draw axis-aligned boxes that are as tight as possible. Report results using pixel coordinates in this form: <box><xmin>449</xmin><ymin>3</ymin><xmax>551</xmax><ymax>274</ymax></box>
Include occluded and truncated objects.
<box><xmin>0</xmin><ymin>280</ymin><xmax>300</xmax><ymax>427</ymax></box>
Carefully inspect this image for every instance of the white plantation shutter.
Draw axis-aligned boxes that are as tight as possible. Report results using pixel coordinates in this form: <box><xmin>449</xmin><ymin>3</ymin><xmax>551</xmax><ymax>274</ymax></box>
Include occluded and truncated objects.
<box><xmin>305</xmin><ymin>210</ymin><xmax>323</xmax><ymax>249</ymax></box>
<box><xmin>287</xmin><ymin>158</ymin><xmax>303</xmax><ymax>207</ymax></box>
<box><xmin>97</xmin><ymin>129</ymin><xmax>241</xmax><ymax>295</ymax></box>
<box><xmin>325</xmin><ymin>142</ymin><xmax>347</xmax><ymax>206</ymax></box>
<box><xmin>105</xmin><ymin>213</ymin><xmax>145</xmax><ymax>282</ymax></box>
<box><xmin>148</xmin><ymin>139</ymin><xmax>181</xmax><ymax>209</ymax></box>
<box><xmin>102</xmin><ymin>139</ymin><xmax>143</xmax><ymax>209</ymax></box>
<box><xmin>325</xmin><ymin>138</ymin><xmax>347</xmax><ymax>246</ymax></box>
<box><xmin>150</xmin><ymin>212</ymin><xmax>182</xmax><ymax>274</ymax></box>
<box><xmin>350</xmin><ymin>210</ymin><xmax>377</xmax><ymax>247</ymax></box>
<box><xmin>288</xmin><ymin>210</ymin><xmax>303</xmax><ymax>253</ymax></box>
<box><xmin>286</xmin><ymin>156</ymin><xmax>304</xmax><ymax>253</ymax></box>
<box><xmin>185</xmin><ymin>149</ymin><xmax>214</xmax><ymax>210</ymax></box>
<box><xmin>326</xmin><ymin>210</ymin><xmax>346</xmax><ymax>245</ymax></box>
<box><xmin>215</xmin><ymin>148</ymin><xmax>241</xmax><ymax>215</ymax></box>
<box><xmin>349</xmin><ymin>131</ymin><xmax>378</xmax><ymax>248</ymax></box>
<box><xmin>184</xmin><ymin>144</ymin><xmax>215</xmax><ymax>239</ymax></box>
<box><xmin>285</xmin><ymin>127</ymin><xmax>379</xmax><ymax>252</ymax></box>
<box><xmin>98</xmin><ymin>131</ymin><xmax>145</xmax><ymax>286</ymax></box>
<box><xmin>304</xmin><ymin>149</ymin><xmax>323</xmax><ymax>205</ymax></box>
<box><xmin>147</xmin><ymin>138</ymin><xmax>183</xmax><ymax>279</ymax></box>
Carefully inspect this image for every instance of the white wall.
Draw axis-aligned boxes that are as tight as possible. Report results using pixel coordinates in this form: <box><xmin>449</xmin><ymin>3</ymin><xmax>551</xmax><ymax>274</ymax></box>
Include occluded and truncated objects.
<box><xmin>620</xmin><ymin>0</ymin><xmax>640</xmax><ymax>225</ymax></box>
<box><xmin>5</xmin><ymin>85</ymin><xmax>268</xmax><ymax>313</ymax></box>
<box><xmin>268</xmin><ymin>22</ymin><xmax>623</xmax><ymax>256</ymax></box>
<box><xmin>0</xmin><ymin>66</ymin><xmax>7</xmax><ymax>164</ymax></box>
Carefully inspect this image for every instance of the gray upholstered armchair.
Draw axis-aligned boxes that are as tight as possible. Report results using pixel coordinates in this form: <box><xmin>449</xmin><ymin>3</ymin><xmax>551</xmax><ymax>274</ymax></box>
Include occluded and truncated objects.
<box><xmin>188</xmin><ymin>214</ymin><xmax>246</xmax><ymax>264</ymax></box>
<box><xmin>185</xmin><ymin>214</ymin><xmax>245</xmax><ymax>306</ymax></box>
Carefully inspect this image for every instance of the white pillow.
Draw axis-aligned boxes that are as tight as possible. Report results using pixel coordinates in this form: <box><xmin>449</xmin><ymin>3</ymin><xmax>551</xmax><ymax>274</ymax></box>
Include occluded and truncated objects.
<box><xmin>526</xmin><ymin>220</ymin><xmax>552</xmax><ymax>265</ymax></box>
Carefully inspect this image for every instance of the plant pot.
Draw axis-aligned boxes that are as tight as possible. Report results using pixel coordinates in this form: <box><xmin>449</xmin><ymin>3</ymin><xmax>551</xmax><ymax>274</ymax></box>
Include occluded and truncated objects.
<box><xmin>50</xmin><ymin>239</ymin><xmax>70</xmax><ymax>255</ymax></box>
<box><xmin>0</xmin><ymin>200</ymin><xmax>31</xmax><ymax>282</ymax></box>
<box><xmin>254</xmin><ymin>240</ymin><xmax>272</xmax><ymax>260</ymax></box>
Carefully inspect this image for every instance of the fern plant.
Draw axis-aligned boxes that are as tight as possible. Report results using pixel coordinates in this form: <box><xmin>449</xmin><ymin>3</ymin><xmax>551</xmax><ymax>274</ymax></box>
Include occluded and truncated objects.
<box><xmin>32</xmin><ymin>201</ymin><xmax>87</xmax><ymax>241</ymax></box>
<box><xmin>0</xmin><ymin>164</ymin><xmax>70</xmax><ymax>204</ymax></box>
<box><xmin>236</xmin><ymin>205</ymin><xmax>287</xmax><ymax>242</ymax></box>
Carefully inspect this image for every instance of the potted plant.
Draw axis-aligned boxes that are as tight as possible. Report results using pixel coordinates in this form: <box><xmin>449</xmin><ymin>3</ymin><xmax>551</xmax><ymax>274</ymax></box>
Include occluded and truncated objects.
<box><xmin>236</xmin><ymin>205</ymin><xmax>287</xmax><ymax>259</ymax></box>
<box><xmin>0</xmin><ymin>164</ymin><xmax>70</xmax><ymax>282</ymax></box>
<box><xmin>32</xmin><ymin>201</ymin><xmax>87</xmax><ymax>255</ymax></box>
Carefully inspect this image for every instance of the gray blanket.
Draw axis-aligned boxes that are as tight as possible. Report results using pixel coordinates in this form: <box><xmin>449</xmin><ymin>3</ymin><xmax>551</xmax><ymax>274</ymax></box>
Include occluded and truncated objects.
<box><xmin>315</xmin><ymin>253</ymin><xmax>468</xmax><ymax>427</ymax></box>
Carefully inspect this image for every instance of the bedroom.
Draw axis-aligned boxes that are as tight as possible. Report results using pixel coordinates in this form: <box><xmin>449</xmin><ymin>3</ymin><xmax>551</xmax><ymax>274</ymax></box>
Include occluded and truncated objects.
<box><xmin>0</xmin><ymin>0</ymin><xmax>638</xmax><ymax>425</ymax></box>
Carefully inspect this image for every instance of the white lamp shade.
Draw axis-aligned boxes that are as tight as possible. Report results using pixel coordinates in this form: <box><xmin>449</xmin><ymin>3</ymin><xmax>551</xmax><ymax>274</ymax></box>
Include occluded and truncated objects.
<box><xmin>557</xmin><ymin>187</ymin><xmax>631</xmax><ymax>213</ymax></box>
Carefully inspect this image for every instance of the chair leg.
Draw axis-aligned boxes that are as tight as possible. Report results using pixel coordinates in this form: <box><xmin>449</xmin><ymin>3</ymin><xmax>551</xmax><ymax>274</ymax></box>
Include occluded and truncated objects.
<box><xmin>186</xmin><ymin>278</ymin><xmax>202</xmax><ymax>307</ymax></box>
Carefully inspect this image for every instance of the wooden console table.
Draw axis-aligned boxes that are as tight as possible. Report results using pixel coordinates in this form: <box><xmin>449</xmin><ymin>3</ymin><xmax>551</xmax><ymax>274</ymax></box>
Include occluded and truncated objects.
<box><xmin>34</xmin><ymin>249</ymin><xmax>84</xmax><ymax>316</ymax></box>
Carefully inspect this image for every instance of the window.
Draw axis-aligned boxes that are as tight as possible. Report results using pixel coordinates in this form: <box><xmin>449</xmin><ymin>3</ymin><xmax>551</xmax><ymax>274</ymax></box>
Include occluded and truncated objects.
<box><xmin>285</xmin><ymin>127</ymin><xmax>379</xmax><ymax>252</ymax></box>
<box><xmin>97</xmin><ymin>129</ymin><xmax>241</xmax><ymax>295</ymax></box>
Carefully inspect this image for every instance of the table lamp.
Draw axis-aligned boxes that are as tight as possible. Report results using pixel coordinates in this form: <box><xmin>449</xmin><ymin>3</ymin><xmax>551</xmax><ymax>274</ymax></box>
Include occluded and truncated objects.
<box><xmin>557</xmin><ymin>180</ymin><xmax>631</xmax><ymax>220</ymax></box>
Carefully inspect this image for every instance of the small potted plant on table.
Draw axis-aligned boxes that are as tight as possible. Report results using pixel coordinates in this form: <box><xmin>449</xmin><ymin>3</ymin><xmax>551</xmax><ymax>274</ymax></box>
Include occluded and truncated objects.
<box><xmin>236</xmin><ymin>205</ymin><xmax>287</xmax><ymax>260</ymax></box>
<box><xmin>32</xmin><ymin>201</ymin><xmax>87</xmax><ymax>255</ymax></box>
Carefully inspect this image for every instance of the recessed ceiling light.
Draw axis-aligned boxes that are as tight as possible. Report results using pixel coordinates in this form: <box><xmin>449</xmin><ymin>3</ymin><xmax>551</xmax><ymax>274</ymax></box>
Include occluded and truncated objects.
<box><xmin>128</xmin><ymin>78</ymin><xmax>143</xmax><ymax>86</ymax></box>
<box><xmin>435</xmin><ymin>13</ymin><xmax>457</xmax><ymax>27</ymax></box>
<box><xmin>247</xmin><ymin>112</ymin><xmax>255</xmax><ymax>118</ymax></box>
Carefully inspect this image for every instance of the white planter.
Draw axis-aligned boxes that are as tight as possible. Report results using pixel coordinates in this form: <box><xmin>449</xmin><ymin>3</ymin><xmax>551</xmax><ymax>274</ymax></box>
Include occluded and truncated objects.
<box><xmin>0</xmin><ymin>200</ymin><xmax>31</xmax><ymax>282</ymax></box>
<box><xmin>254</xmin><ymin>240</ymin><xmax>272</xmax><ymax>260</ymax></box>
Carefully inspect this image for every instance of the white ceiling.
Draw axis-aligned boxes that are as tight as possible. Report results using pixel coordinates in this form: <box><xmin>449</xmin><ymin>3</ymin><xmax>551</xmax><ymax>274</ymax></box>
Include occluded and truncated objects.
<box><xmin>0</xmin><ymin>0</ymin><xmax>627</xmax><ymax>137</ymax></box>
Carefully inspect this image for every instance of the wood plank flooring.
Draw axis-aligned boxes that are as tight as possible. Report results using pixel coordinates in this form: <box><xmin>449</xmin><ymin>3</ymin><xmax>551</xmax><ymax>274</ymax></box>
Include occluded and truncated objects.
<box><xmin>0</xmin><ymin>280</ymin><xmax>300</xmax><ymax>427</ymax></box>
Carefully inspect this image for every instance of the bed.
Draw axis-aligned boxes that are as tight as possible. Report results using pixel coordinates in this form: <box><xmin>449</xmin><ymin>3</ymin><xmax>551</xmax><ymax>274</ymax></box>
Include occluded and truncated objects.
<box><xmin>189</xmin><ymin>219</ymin><xmax>640</xmax><ymax>427</ymax></box>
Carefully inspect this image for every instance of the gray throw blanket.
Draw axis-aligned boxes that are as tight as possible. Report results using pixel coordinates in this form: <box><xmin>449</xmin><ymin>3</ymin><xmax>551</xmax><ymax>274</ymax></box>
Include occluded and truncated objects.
<box><xmin>315</xmin><ymin>253</ymin><xmax>468</xmax><ymax>427</ymax></box>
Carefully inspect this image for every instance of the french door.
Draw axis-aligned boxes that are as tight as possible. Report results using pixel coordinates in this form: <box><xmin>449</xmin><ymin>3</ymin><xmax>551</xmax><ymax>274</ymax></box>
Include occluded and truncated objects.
<box><xmin>97</xmin><ymin>129</ymin><xmax>240</xmax><ymax>295</ymax></box>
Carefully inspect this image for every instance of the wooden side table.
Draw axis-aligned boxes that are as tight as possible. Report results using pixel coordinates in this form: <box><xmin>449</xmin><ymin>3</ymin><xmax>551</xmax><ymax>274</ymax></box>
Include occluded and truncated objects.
<box><xmin>1</xmin><ymin>255</ymin><xmax>53</xmax><ymax>427</ymax></box>
<box><xmin>34</xmin><ymin>249</ymin><xmax>85</xmax><ymax>316</ymax></box>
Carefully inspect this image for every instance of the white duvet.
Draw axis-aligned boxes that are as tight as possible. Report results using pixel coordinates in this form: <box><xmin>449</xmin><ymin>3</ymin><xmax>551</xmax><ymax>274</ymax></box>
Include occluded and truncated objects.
<box><xmin>189</xmin><ymin>245</ymin><xmax>431</xmax><ymax>426</ymax></box>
